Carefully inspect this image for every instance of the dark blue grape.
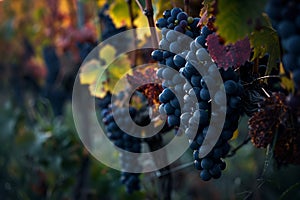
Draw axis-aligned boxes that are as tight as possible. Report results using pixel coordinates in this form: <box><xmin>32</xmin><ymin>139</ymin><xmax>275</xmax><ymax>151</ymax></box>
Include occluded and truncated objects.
<box><xmin>166</xmin><ymin>30</ymin><xmax>178</xmax><ymax>42</ymax></box>
<box><xmin>170</xmin><ymin>97</ymin><xmax>180</xmax><ymax>108</ymax></box>
<box><xmin>282</xmin><ymin>53</ymin><xmax>297</xmax><ymax>71</ymax></box>
<box><xmin>180</xmin><ymin>20</ymin><xmax>188</xmax><ymax>28</ymax></box>
<box><xmin>200</xmin><ymin>88</ymin><xmax>210</xmax><ymax>101</ymax></box>
<box><xmin>174</xmin><ymin>25</ymin><xmax>184</xmax><ymax>33</ymax></box>
<box><xmin>156</xmin><ymin>67</ymin><xmax>164</xmax><ymax>78</ymax></box>
<box><xmin>224</xmin><ymin>80</ymin><xmax>238</xmax><ymax>95</ymax></box>
<box><xmin>156</xmin><ymin>18</ymin><xmax>168</xmax><ymax>29</ymax></box>
<box><xmin>185</xmin><ymin>30</ymin><xmax>194</xmax><ymax>38</ymax></box>
<box><xmin>277</xmin><ymin>20</ymin><xmax>297</xmax><ymax>38</ymax></box>
<box><xmin>201</xmin><ymin>158</ymin><xmax>214</xmax><ymax>169</ymax></box>
<box><xmin>164</xmin><ymin>103</ymin><xmax>175</xmax><ymax>115</ymax></box>
<box><xmin>159</xmin><ymin>38</ymin><xmax>170</xmax><ymax>50</ymax></box>
<box><xmin>166</xmin><ymin>56</ymin><xmax>177</xmax><ymax>69</ymax></box>
<box><xmin>193</xmin><ymin>150</ymin><xmax>200</xmax><ymax>161</ymax></box>
<box><xmin>173</xmin><ymin>54</ymin><xmax>186</xmax><ymax>67</ymax></box>
<box><xmin>177</xmin><ymin>12</ymin><xmax>188</xmax><ymax>21</ymax></box>
<box><xmin>190</xmin><ymin>140</ymin><xmax>200</xmax><ymax>150</ymax></box>
<box><xmin>171</xmin><ymin>7</ymin><xmax>183</xmax><ymax>18</ymax></box>
<box><xmin>191</xmin><ymin>75</ymin><xmax>201</xmax><ymax>87</ymax></box>
<box><xmin>209</xmin><ymin>165</ymin><xmax>222</xmax><ymax>179</ymax></box>
<box><xmin>196</xmin><ymin>134</ymin><xmax>204</xmax><ymax>145</ymax></box>
<box><xmin>194</xmin><ymin>160</ymin><xmax>202</xmax><ymax>170</ymax></box>
<box><xmin>286</xmin><ymin>36</ymin><xmax>300</xmax><ymax>55</ymax></box>
<box><xmin>229</xmin><ymin>96</ymin><xmax>241</xmax><ymax>109</ymax></box>
<box><xmin>163</xmin><ymin>10</ymin><xmax>171</xmax><ymax>18</ymax></box>
<box><xmin>181</xmin><ymin>112</ymin><xmax>191</xmax><ymax>126</ymax></box>
<box><xmin>200</xmin><ymin>169</ymin><xmax>212</xmax><ymax>181</ymax></box>
<box><xmin>167</xmin><ymin>16</ymin><xmax>175</xmax><ymax>24</ymax></box>
<box><xmin>151</xmin><ymin>50</ymin><xmax>163</xmax><ymax>61</ymax></box>
<box><xmin>293</xmin><ymin>69</ymin><xmax>300</xmax><ymax>88</ymax></box>
<box><xmin>168</xmin><ymin>115</ymin><xmax>180</xmax><ymax>126</ymax></box>
<box><xmin>201</xmin><ymin>26</ymin><xmax>213</xmax><ymax>37</ymax></box>
<box><xmin>190</xmin><ymin>17</ymin><xmax>200</xmax><ymax>29</ymax></box>
<box><xmin>195</xmin><ymin>35</ymin><xmax>206</xmax><ymax>47</ymax></box>
<box><xmin>162</xmin><ymin>67</ymin><xmax>174</xmax><ymax>80</ymax></box>
<box><xmin>163</xmin><ymin>51</ymin><xmax>174</xmax><ymax>59</ymax></box>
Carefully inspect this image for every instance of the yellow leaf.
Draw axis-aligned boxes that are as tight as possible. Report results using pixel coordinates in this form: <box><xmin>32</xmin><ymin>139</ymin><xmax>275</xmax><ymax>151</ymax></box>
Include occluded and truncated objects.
<box><xmin>105</xmin><ymin>55</ymin><xmax>132</xmax><ymax>94</ymax></box>
<box><xmin>97</xmin><ymin>0</ymin><xmax>107</xmax><ymax>8</ymax></box>
<box><xmin>89</xmin><ymin>81</ymin><xmax>107</xmax><ymax>98</ymax></box>
<box><xmin>153</xmin><ymin>0</ymin><xmax>172</xmax><ymax>20</ymax></box>
<box><xmin>231</xmin><ymin>129</ymin><xmax>239</xmax><ymax>140</ymax></box>
<box><xmin>79</xmin><ymin>59</ymin><xmax>103</xmax><ymax>84</ymax></box>
<box><xmin>108</xmin><ymin>56</ymin><xmax>132</xmax><ymax>79</ymax></box>
<box><xmin>109</xmin><ymin>0</ymin><xmax>131</xmax><ymax>28</ymax></box>
<box><xmin>134</xmin><ymin>15</ymin><xmax>151</xmax><ymax>42</ymax></box>
<box><xmin>280</xmin><ymin>63</ymin><xmax>295</xmax><ymax>93</ymax></box>
<box><xmin>99</xmin><ymin>44</ymin><xmax>116</xmax><ymax>64</ymax></box>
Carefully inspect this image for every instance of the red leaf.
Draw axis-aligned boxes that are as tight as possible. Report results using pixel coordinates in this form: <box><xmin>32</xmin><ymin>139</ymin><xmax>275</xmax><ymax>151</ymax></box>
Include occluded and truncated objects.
<box><xmin>207</xmin><ymin>34</ymin><xmax>251</xmax><ymax>70</ymax></box>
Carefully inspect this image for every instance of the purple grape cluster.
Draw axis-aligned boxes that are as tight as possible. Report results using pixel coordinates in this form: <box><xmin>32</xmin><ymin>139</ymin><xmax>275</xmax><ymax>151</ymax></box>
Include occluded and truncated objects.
<box><xmin>152</xmin><ymin>8</ymin><xmax>245</xmax><ymax>181</ymax></box>
<box><xmin>266</xmin><ymin>0</ymin><xmax>300</xmax><ymax>89</ymax></box>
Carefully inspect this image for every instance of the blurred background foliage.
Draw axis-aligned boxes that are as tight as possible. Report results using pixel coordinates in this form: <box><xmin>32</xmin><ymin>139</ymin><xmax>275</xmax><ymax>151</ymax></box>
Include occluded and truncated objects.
<box><xmin>0</xmin><ymin>0</ymin><xmax>299</xmax><ymax>199</ymax></box>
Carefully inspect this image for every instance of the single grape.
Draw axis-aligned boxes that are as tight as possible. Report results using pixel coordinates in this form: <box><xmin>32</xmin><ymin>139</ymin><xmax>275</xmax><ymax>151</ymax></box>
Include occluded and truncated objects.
<box><xmin>187</xmin><ymin>16</ymin><xmax>194</xmax><ymax>24</ymax></box>
<box><xmin>201</xmin><ymin>158</ymin><xmax>214</xmax><ymax>169</ymax></box>
<box><xmin>171</xmin><ymin>7</ymin><xmax>182</xmax><ymax>18</ymax></box>
<box><xmin>277</xmin><ymin>20</ymin><xmax>297</xmax><ymax>38</ymax></box>
<box><xmin>177</xmin><ymin>12</ymin><xmax>188</xmax><ymax>21</ymax></box>
<box><xmin>286</xmin><ymin>35</ymin><xmax>300</xmax><ymax>55</ymax></box>
<box><xmin>162</xmin><ymin>68</ymin><xmax>174</xmax><ymax>80</ymax></box>
<box><xmin>200</xmin><ymin>88</ymin><xmax>210</xmax><ymax>101</ymax></box>
<box><xmin>168</xmin><ymin>115</ymin><xmax>180</xmax><ymax>126</ymax></box>
<box><xmin>174</xmin><ymin>25</ymin><xmax>184</xmax><ymax>33</ymax></box>
<box><xmin>163</xmin><ymin>10</ymin><xmax>171</xmax><ymax>18</ymax></box>
<box><xmin>224</xmin><ymin>80</ymin><xmax>238</xmax><ymax>95</ymax></box>
<box><xmin>200</xmin><ymin>169</ymin><xmax>212</xmax><ymax>181</ymax></box>
<box><xmin>151</xmin><ymin>50</ymin><xmax>163</xmax><ymax>61</ymax></box>
<box><xmin>156</xmin><ymin>18</ymin><xmax>168</xmax><ymax>29</ymax></box>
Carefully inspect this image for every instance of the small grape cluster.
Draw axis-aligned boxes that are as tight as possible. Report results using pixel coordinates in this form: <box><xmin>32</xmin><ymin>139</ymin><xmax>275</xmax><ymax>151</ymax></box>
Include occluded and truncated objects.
<box><xmin>266</xmin><ymin>0</ymin><xmax>300</xmax><ymax>89</ymax></box>
<box><xmin>152</xmin><ymin>8</ymin><xmax>244</xmax><ymax>181</ymax></box>
<box><xmin>101</xmin><ymin>100</ymin><xmax>142</xmax><ymax>193</ymax></box>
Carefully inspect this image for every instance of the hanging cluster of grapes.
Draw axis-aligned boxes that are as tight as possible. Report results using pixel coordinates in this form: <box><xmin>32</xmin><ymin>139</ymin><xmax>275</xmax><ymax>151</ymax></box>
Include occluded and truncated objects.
<box><xmin>266</xmin><ymin>0</ymin><xmax>300</xmax><ymax>89</ymax></box>
<box><xmin>99</xmin><ymin>92</ymin><xmax>146</xmax><ymax>193</ymax></box>
<box><xmin>152</xmin><ymin>8</ymin><xmax>244</xmax><ymax>181</ymax></box>
<box><xmin>245</xmin><ymin>0</ymin><xmax>300</xmax><ymax>166</ymax></box>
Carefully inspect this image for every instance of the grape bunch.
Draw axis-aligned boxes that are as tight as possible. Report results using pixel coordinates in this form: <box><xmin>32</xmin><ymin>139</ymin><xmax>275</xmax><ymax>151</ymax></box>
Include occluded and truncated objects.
<box><xmin>151</xmin><ymin>7</ymin><xmax>205</xmax><ymax>128</ymax></box>
<box><xmin>266</xmin><ymin>0</ymin><xmax>300</xmax><ymax>89</ymax></box>
<box><xmin>153</xmin><ymin>8</ymin><xmax>244</xmax><ymax>181</ymax></box>
<box><xmin>181</xmin><ymin>59</ymin><xmax>243</xmax><ymax>181</ymax></box>
<box><xmin>100</xmin><ymin>96</ymin><xmax>142</xmax><ymax>193</ymax></box>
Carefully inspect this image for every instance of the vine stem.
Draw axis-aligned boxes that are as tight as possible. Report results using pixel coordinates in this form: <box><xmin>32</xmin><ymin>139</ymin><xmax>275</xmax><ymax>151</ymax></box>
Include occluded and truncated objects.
<box><xmin>226</xmin><ymin>136</ymin><xmax>251</xmax><ymax>158</ymax></box>
<box><xmin>184</xmin><ymin>0</ymin><xmax>190</xmax><ymax>15</ymax></box>
<box><xmin>134</xmin><ymin>0</ymin><xmax>144</xmax><ymax>12</ymax></box>
<box><xmin>243</xmin><ymin>75</ymin><xmax>282</xmax><ymax>87</ymax></box>
<box><xmin>144</xmin><ymin>0</ymin><xmax>159</xmax><ymax>48</ymax></box>
<box><xmin>145</xmin><ymin>134</ymin><xmax>172</xmax><ymax>200</ymax></box>
<box><xmin>156</xmin><ymin>161</ymin><xmax>194</xmax><ymax>177</ymax></box>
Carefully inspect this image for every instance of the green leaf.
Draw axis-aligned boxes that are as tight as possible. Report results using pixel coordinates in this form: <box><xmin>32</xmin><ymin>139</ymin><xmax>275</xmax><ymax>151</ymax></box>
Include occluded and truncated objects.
<box><xmin>215</xmin><ymin>0</ymin><xmax>267</xmax><ymax>43</ymax></box>
<box><xmin>250</xmin><ymin>22</ymin><xmax>281</xmax><ymax>75</ymax></box>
